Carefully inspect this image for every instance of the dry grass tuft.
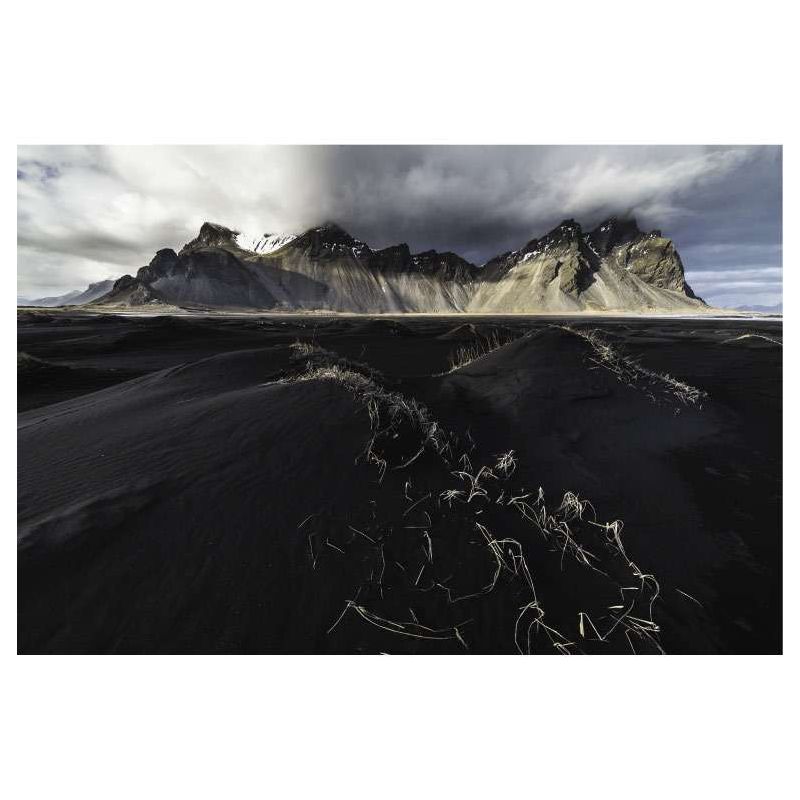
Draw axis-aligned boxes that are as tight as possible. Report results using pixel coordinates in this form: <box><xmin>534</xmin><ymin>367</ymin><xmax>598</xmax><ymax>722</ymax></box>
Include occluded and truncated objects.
<box><xmin>287</xmin><ymin>354</ymin><xmax>448</xmax><ymax>481</ymax></box>
<box><xmin>722</xmin><ymin>333</ymin><xmax>782</xmax><ymax>346</ymax></box>
<box><xmin>557</xmin><ymin>325</ymin><xmax>708</xmax><ymax>409</ymax></box>
<box><xmin>443</xmin><ymin>330</ymin><xmax>518</xmax><ymax>373</ymax></box>
<box><xmin>292</xmin><ymin>341</ymin><xmax>666</xmax><ymax>655</ymax></box>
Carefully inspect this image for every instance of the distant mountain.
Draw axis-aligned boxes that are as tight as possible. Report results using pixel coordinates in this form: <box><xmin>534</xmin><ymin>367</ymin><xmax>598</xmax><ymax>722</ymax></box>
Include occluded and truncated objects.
<box><xmin>17</xmin><ymin>289</ymin><xmax>82</xmax><ymax>307</ymax></box>
<box><xmin>18</xmin><ymin>280</ymin><xmax>115</xmax><ymax>308</ymax></box>
<box><xmin>734</xmin><ymin>303</ymin><xmax>782</xmax><ymax>314</ymax></box>
<box><xmin>92</xmin><ymin>217</ymin><xmax>706</xmax><ymax>313</ymax></box>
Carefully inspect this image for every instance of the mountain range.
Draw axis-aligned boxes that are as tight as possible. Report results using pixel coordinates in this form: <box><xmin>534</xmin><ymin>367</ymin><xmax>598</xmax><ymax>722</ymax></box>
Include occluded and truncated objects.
<box><xmin>17</xmin><ymin>279</ymin><xmax>115</xmax><ymax>308</ymax></box>
<box><xmin>735</xmin><ymin>303</ymin><xmax>782</xmax><ymax>314</ymax></box>
<box><xmin>22</xmin><ymin>217</ymin><xmax>709</xmax><ymax>313</ymax></box>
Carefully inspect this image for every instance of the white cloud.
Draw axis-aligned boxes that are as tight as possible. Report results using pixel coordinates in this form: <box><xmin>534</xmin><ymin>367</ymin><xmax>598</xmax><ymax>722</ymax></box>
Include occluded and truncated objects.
<box><xmin>17</xmin><ymin>145</ymin><xmax>781</xmax><ymax>306</ymax></box>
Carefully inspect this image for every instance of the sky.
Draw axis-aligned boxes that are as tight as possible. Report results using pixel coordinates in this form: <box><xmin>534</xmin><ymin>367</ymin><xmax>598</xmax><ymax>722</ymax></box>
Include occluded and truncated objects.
<box><xmin>17</xmin><ymin>145</ymin><xmax>782</xmax><ymax>308</ymax></box>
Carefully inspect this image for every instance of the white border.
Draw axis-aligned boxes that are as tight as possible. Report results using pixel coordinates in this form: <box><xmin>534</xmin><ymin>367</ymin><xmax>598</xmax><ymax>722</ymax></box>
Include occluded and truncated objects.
<box><xmin>4</xmin><ymin>2</ymin><xmax>795</xmax><ymax>799</ymax></box>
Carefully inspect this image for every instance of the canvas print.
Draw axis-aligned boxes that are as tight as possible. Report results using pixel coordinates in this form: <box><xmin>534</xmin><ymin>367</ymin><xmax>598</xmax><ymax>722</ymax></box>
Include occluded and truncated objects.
<box><xmin>17</xmin><ymin>145</ymin><xmax>782</xmax><ymax>654</ymax></box>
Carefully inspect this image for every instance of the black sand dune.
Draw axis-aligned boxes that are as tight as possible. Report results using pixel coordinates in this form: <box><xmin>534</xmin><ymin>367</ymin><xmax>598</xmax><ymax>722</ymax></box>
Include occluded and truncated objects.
<box><xmin>18</xmin><ymin>352</ymin><xmax>142</xmax><ymax>412</ymax></box>
<box><xmin>17</xmin><ymin>312</ymin><xmax>782</xmax><ymax>653</ymax></box>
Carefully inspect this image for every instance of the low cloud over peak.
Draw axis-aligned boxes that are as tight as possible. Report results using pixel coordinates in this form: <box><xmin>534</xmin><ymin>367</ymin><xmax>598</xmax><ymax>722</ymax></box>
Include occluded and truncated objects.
<box><xmin>17</xmin><ymin>145</ymin><xmax>781</xmax><ymax>306</ymax></box>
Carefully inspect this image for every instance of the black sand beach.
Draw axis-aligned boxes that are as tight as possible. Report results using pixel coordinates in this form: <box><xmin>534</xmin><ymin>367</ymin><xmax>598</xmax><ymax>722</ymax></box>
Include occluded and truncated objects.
<box><xmin>17</xmin><ymin>312</ymin><xmax>782</xmax><ymax>653</ymax></box>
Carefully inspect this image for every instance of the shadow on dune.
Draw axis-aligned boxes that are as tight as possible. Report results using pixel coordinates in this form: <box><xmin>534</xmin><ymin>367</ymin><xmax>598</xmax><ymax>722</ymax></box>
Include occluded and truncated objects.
<box><xmin>17</xmin><ymin>314</ymin><xmax>782</xmax><ymax>653</ymax></box>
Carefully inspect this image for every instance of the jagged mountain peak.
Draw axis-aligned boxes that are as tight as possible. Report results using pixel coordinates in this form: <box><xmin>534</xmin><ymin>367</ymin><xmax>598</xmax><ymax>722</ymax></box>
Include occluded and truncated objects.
<box><xmin>140</xmin><ymin>248</ymin><xmax>179</xmax><ymax>280</ymax></box>
<box><xmin>411</xmin><ymin>249</ymin><xmax>476</xmax><ymax>274</ymax></box>
<box><xmin>316</xmin><ymin>220</ymin><xmax>348</xmax><ymax>233</ymax></box>
<box><xmin>181</xmin><ymin>222</ymin><xmax>240</xmax><ymax>253</ymax></box>
<box><xmin>368</xmin><ymin>243</ymin><xmax>412</xmax><ymax>271</ymax></box>
<box><xmin>472</xmin><ymin>215</ymin><xmax>702</xmax><ymax>309</ymax></box>
<box><xmin>197</xmin><ymin>221</ymin><xmax>238</xmax><ymax>242</ymax></box>
<box><xmin>586</xmin><ymin>216</ymin><xmax>643</xmax><ymax>256</ymax></box>
<box><xmin>287</xmin><ymin>221</ymin><xmax>372</xmax><ymax>261</ymax></box>
<box><xmin>182</xmin><ymin>223</ymin><xmax>300</xmax><ymax>257</ymax></box>
<box><xmin>306</xmin><ymin>221</ymin><xmax>360</xmax><ymax>245</ymax></box>
<box><xmin>375</xmin><ymin>243</ymin><xmax>412</xmax><ymax>259</ymax></box>
<box><xmin>511</xmin><ymin>219</ymin><xmax>584</xmax><ymax>259</ymax></box>
<box><xmin>501</xmin><ymin>219</ymin><xmax>583</xmax><ymax>267</ymax></box>
<box><xmin>592</xmin><ymin>215</ymin><xmax>640</xmax><ymax>232</ymax></box>
<box><xmin>547</xmin><ymin>218</ymin><xmax>583</xmax><ymax>239</ymax></box>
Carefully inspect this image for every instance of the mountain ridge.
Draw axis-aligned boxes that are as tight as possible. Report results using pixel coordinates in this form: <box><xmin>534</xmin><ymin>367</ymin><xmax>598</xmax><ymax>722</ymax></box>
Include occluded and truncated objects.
<box><xmin>17</xmin><ymin>279</ymin><xmax>116</xmax><ymax>308</ymax></box>
<box><xmin>89</xmin><ymin>216</ymin><xmax>707</xmax><ymax>313</ymax></box>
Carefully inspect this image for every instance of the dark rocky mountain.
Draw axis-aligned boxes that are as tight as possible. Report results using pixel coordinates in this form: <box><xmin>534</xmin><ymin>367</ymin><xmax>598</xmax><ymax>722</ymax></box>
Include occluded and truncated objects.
<box><xmin>91</xmin><ymin>217</ymin><xmax>706</xmax><ymax>313</ymax></box>
<box><xmin>288</xmin><ymin>221</ymin><xmax>371</xmax><ymax>260</ymax></box>
<box><xmin>179</xmin><ymin>221</ymin><xmax>240</xmax><ymax>252</ymax></box>
<box><xmin>97</xmin><ymin>242</ymin><xmax>279</xmax><ymax>310</ymax></box>
<box><xmin>470</xmin><ymin>217</ymin><xmax>704</xmax><ymax>312</ymax></box>
<box><xmin>591</xmin><ymin>218</ymin><xmax>699</xmax><ymax>297</ymax></box>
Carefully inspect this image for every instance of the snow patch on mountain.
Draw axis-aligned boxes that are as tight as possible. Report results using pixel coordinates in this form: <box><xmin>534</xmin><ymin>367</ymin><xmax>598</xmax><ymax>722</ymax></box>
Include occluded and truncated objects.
<box><xmin>235</xmin><ymin>231</ymin><xmax>298</xmax><ymax>254</ymax></box>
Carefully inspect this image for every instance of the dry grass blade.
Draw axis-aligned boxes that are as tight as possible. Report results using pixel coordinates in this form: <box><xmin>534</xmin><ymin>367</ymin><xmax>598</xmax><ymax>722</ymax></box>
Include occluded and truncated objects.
<box><xmin>722</xmin><ymin>333</ymin><xmax>782</xmax><ymax>346</ymax></box>
<box><xmin>297</xmin><ymin>344</ymin><xmax>666</xmax><ymax>656</ymax></box>
<box><xmin>350</xmin><ymin>604</ymin><xmax>461</xmax><ymax>642</ymax></box>
<box><xmin>557</xmin><ymin>325</ymin><xmax>709</xmax><ymax>409</ymax></box>
<box><xmin>442</xmin><ymin>330</ymin><xmax>519</xmax><ymax>374</ymax></box>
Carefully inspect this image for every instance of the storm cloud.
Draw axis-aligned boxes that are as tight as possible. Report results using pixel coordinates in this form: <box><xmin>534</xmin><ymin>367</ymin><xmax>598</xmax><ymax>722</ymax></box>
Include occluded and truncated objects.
<box><xmin>17</xmin><ymin>145</ymin><xmax>782</xmax><ymax>307</ymax></box>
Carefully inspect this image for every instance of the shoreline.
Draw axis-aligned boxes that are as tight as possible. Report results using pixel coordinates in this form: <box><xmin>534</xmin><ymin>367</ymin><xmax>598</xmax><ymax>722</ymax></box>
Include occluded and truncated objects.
<box><xmin>17</xmin><ymin>306</ymin><xmax>782</xmax><ymax>322</ymax></box>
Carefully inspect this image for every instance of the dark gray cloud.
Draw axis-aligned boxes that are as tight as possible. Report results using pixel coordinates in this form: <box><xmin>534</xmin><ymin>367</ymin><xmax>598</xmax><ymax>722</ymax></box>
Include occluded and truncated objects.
<box><xmin>17</xmin><ymin>145</ymin><xmax>781</xmax><ymax>307</ymax></box>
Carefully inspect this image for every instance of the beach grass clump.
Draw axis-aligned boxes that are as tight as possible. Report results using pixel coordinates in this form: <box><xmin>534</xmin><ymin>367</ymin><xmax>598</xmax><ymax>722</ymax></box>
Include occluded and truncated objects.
<box><xmin>444</xmin><ymin>329</ymin><xmax>519</xmax><ymax>373</ymax></box>
<box><xmin>287</xmin><ymin>351</ymin><xmax>449</xmax><ymax>479</ymax></box>
<box><xmin>557</xmin><ymin>325</ymin><xmax>708</xmax><ymax>408</ymax></box>
<box><xmin>289</xmin><ymin>340</ymin><xmax>384</xmax><ymax>383</ymax></box>
<box><xmin>290</xmin><ymin>340</ymin><xmax>665</xmax><ymax>655</ymax></box>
